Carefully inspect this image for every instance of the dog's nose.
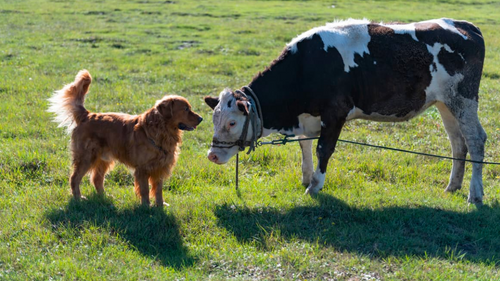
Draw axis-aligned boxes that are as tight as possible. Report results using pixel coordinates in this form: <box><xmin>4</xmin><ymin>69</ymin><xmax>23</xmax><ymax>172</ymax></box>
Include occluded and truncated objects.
<box><xmin>208</xmin><ymin>152</ymin><xmax>218</xmax><ymax>163</ymax></box>
<box><xmin>198</xmin><ymin>116</ymin><xmax>203</xmax><ymax>123</ymax></box>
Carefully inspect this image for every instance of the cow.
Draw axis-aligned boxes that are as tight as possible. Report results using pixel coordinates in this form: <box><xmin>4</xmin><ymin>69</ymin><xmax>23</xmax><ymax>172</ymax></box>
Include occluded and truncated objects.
<box><xmin>204</xmin><ymin>18</ymin><xmax>487</xmax><ymax>204</ymax></box>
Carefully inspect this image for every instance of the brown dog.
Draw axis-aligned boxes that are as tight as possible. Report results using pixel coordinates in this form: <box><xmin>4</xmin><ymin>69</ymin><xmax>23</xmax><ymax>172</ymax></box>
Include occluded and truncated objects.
<box><xmin>48</xmin><ymin>70</ymin><xmax>202</xmax><ymax>206</ymax></box>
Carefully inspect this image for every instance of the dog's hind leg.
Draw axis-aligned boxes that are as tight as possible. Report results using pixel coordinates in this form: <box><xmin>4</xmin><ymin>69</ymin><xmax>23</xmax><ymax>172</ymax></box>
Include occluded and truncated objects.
<box><xmin>134</xmin><ymin>170</ymin><xmax>150</xmax><ymax>206</ymax></box>
<box><xmin>90</xmin><ymin>159</ymin><xmax>114</xmax><ymax>196</ymax></box>
<box><xmin>149</xmin><ymin>177</ymin><xmax>165</xmax><ymax>207</ymax></box>
<box><xmin>70</xmin><ymin>157</ymin><xmax>92</xmax><ymax>200</ymax></box>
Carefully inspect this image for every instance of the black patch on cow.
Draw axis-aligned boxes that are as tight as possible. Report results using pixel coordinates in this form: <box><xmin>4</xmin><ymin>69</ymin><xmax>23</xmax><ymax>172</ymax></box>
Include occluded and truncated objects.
<box><xmin>347</xmin><ymin>24</ymin><xmax>432</xmax><ymax>117</ymax></box>
<box><xmin>236</xmin><ymin>100</ymin><xmax>249</xmax><ymax>115</ymax></box>
<box><xmin>437</xmin><ymin>48</ymin><xmax>464</xmax><ymax>76</ymax></box>
<box><xmin>453</xmin><ymin>20</ymin><xmax>485</xmax><ymax>101</ymax></box>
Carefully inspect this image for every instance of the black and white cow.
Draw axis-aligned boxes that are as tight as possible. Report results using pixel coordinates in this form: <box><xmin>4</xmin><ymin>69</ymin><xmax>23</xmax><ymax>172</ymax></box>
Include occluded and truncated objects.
<box><xmin>204</xmin><ymin>18</ymin><xmax>486</xmax><ymax>204</ymax></box>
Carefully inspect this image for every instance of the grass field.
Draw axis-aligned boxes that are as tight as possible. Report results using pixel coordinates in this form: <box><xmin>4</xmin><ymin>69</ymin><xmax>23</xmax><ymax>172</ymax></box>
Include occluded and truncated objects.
<box><xmin>1</xmin><ymin>0</ymin><xmax>500</xmax><ymax>279</ymax></box>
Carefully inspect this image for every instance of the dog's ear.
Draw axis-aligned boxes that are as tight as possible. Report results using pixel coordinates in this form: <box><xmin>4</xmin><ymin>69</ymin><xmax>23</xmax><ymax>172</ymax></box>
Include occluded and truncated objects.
<box><xmin>204</xmin><ymin>96</ymin><xmax>219</xmax><ymax>110</ymax></box>
<box><xmin>156</xmin><ymin>98</ymin><xmax>174</xmax><ymax>119</ymax></box>
<box><xmin>236</xmin><ymin>100</ymin><xmax>249</xmax><ymax>116</ymax></box>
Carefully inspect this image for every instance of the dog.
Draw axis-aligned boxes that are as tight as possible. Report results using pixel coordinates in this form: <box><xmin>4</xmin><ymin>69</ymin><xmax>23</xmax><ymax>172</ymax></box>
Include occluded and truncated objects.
<box><xmin>48</xmin><ymin>70</ymin><xmax>203</xmax><ymax>207</ymax></box>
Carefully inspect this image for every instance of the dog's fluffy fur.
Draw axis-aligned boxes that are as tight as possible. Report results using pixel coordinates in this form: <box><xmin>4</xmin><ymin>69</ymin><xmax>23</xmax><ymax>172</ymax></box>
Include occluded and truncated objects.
<box><xmin>48</xmin><ymin>70</ymin><xmax>202</xmax><ymax>206</ymax></box>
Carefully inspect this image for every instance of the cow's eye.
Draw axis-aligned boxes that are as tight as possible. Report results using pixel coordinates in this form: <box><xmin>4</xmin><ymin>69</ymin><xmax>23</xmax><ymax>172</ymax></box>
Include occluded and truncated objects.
<box><xmin>229</xmin><ymin>121</ymin><xmax>236</xmax><ymax>127</ymax></box>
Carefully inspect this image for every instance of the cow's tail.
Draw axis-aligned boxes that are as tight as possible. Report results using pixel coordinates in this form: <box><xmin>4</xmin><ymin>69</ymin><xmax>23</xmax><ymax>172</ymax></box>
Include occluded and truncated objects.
<box><xmin>47</xmin><ymin>70</ymin><xmax>92</xmax><ymax>133</ymax></box>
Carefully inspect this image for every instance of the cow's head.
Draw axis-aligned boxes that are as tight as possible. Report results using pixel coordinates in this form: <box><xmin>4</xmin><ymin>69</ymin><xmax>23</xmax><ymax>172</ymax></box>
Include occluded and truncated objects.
<box><xmin>204</xmin><ymin>88</ymin><xmax>256</xmax><ymax>164</ymax></box>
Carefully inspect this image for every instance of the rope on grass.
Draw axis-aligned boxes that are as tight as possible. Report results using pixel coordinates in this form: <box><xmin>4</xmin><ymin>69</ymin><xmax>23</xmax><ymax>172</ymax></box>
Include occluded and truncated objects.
<box><xmin>235</xmin><ymin>135</ymin><xmax>500</xmax><ymax>191</ymax></box>
<box><xmin>258</xmin><ymin>135</ymin><xmax>500</xmax><ymax>165</ymax></box>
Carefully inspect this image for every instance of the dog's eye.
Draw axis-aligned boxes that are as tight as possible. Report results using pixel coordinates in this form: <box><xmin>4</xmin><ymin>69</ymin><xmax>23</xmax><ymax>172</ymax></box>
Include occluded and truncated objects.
<box><xmin>185</xmin><ymin>107</ymin><xmax>189</xmax><ymax>112</ymax></box>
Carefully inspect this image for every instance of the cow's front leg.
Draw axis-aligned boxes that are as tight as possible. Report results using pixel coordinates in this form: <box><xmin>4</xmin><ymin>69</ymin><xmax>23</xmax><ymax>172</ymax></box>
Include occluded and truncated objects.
<box><xmin>305</xmin><ymin>119</ymin><xmax>345</xmax><ymax>195</ymax></box>
<box><xmin>299</xmin><ymin>138</ymin><xmax>314</xmax><ymax>186</ymax></box>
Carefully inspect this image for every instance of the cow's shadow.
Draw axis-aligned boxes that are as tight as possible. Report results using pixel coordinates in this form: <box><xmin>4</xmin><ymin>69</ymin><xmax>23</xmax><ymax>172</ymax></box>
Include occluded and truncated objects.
<box><xmin>214</xmin><ymin>193</ymin><xmax>500</xmax><ymax>264</ymax></box>
<box><xmin>45</xmin><ymin>195</ymin><xmax>195</xmax><ymax>268</ymax></box>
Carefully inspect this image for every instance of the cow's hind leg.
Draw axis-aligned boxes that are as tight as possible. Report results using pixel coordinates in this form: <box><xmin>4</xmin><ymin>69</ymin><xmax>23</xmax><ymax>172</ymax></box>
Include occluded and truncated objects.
<box><xmin>442</xmin><ymin>100</ymin><xmax>486</xmax><ymax>204</ymax></box>
<box><xmin>299</xmin><ymin>138</ymin><xmax>314</xmax><ymax>186</ymax></box>
<box><xmin>435</xmin><ymin>102</ymin><xmax>468</xmax><ymax>192</ymax></box>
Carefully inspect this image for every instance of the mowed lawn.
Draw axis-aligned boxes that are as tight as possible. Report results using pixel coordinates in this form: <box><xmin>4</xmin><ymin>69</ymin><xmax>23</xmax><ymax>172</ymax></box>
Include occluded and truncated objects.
<box><xmin>1</xmin><ymin>0</ymin><xmax>500</xmax><ymax>279</ymax></box>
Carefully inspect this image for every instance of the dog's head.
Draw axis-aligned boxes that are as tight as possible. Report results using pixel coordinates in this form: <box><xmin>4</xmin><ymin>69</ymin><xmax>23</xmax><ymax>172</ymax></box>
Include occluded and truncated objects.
<box><xmin>155</xmin><ymin>95</ymin><xmax>203</xmax><ymax>131</ymax></box>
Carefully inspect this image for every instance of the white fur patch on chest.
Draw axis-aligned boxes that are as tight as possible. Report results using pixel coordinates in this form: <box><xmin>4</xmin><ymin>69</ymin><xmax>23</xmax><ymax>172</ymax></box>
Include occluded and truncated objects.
<box><xmin>287</xmin><ymin>19</ymin><xmax>371</xmax><ymax>73</ymax></box>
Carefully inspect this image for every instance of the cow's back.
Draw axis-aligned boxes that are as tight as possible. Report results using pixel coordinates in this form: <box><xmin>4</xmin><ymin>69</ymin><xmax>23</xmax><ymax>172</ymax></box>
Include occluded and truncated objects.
<box><xmin>322</xmin><ymin>19</ymin><xmax>485</xmax><ymax>121</ymax></box>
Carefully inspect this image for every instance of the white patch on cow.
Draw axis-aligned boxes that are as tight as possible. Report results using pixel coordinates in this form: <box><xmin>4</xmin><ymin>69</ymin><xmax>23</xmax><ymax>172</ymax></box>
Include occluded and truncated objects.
<box><xmin>287</xmin><ymin>18</ymin><xmax>371</xmax><ymax>72</ymax></box>
<box><xmin>305</xmin><ymin>168</ymin><xmax>326</xmax><ymax>194</ymax></box>
<box><xmin>298</xmin><ymin>114</ymin><xmax>322</xmax><ymax>136</ymax></box>
<box><xmin>263</xmin><ymin>113</ymin><xmax>321</xmax><ymax>138</ymax></box>
<box><xmin>346</xmin><ymin>106</ymin><xmax>364</xmax><ymax>121</ymax></box>
<box><xmin>382</xmin><ymin>22</ymin><xmax>418</xmax><ymax>41</ymax></box>
<box><xmin>443</xmin><ymin>44</ymin><xmax>454</xmax><ymax>53</ymax></box>
<box><xmin>382</xmin><ymin>18</ymin><xmax>467</xmax><ymax>42</ymax></box>
<box><xmin>424</xmin><ymin>43</ymin><xmax>465</xmax><ymax>102</ymax></box>
<box><xmin>433</xmin><ymin>18</ymin><xmax>468</xmax><ymax>40</ymax></box>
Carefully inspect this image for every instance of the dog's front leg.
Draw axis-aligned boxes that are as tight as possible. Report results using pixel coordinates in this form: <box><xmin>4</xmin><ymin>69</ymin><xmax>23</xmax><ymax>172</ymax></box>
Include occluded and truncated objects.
<box><xmin>134</xmin><ymin>170</ymin><xmax>150</xmax><ymax>206</ymax></box>
<box><xmin>150</xmin><ymin>178</ymin><xmax>167</xmax><ymax>207</ymax></box>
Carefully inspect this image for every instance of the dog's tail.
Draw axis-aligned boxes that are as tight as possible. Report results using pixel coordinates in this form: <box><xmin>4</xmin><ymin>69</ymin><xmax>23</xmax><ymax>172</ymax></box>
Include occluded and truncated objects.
<box><xmin>48</xmin><ymin>70</ymin><xmax>92</xmax><ymax>133</ymax></box>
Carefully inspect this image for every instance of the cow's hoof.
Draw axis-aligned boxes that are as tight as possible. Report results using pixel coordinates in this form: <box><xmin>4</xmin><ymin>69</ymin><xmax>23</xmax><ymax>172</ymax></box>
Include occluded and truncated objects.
<box><xmin>468</xmin><ymin>198</ymin><xmax>483</xmax><ymax>206</ymax></box>
<box><xmin>467</xmin><ymin>191</ymin><xmax>484</xmax><ymax>206</ymax></box>
<box><xmin>444</xmin><ymin>184</ymin><xmax>461</xmax><ymax>193</ymax></box>
<box><xmin>304</xmin><ymin>173</ymin><xmax>325</xmax><ymax>196</ymax></box>
<box><xmin>304</xmin><ymin>185</ymin><xmax>321</xmax><ymax>196</ymax></box>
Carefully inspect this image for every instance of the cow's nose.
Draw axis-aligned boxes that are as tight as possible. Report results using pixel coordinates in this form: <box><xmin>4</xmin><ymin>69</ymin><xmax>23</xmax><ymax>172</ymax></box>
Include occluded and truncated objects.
<box><xmin>208</xmin><ymin>152</ymin><xmax>218</xmax><ymax>163</ymax></box>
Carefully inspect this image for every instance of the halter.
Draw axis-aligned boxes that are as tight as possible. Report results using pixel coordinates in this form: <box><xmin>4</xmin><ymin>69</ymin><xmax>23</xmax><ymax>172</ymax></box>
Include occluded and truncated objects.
<box><xmin>210</xmin><ymin>86</ymin><xmax>263</xmax><ymax>155</ymax></box>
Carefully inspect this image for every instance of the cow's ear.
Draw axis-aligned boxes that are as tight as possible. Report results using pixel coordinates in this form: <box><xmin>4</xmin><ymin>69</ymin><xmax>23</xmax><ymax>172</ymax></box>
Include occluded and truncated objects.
<box><xmin>204</xmin><ymin>96</ymin><xmax>219</xmax><ymax>110</ymax></box>
<box><xmin>236</xmin><ymin>100</ymin><xmax>249</xmax><ymax>116</ymax></box>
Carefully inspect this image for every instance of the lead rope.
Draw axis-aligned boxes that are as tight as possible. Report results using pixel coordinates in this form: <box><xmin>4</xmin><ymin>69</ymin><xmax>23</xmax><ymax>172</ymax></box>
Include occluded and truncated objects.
<box><xmin>233</xmin><ymin>86</ymin><xmax>263</xmax><ymax>191</ymax></box>
<box><xmin>236</xmin><ymin>153</ymin><xmax>239</xmax><ymax>190</ymax></box>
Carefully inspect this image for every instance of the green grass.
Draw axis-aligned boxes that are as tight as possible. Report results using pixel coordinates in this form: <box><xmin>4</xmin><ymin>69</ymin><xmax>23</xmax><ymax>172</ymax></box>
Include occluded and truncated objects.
<box><xmin>1</xmin><ymin>0</ymin><xmax>500</xmax><ymax>279</ymax></box>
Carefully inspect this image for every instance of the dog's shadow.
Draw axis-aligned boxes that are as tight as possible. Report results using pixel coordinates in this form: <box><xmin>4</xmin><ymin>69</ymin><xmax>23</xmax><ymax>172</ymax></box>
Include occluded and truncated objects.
<box><xmin>45</xmin><ymin>195</ymin><xmax>195</xmax><ymax>268</ymax></box>
<box><xmin>215</xmin><ymin>193</ymin><xmax>500</xmax><ymax>264</ymax></box>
